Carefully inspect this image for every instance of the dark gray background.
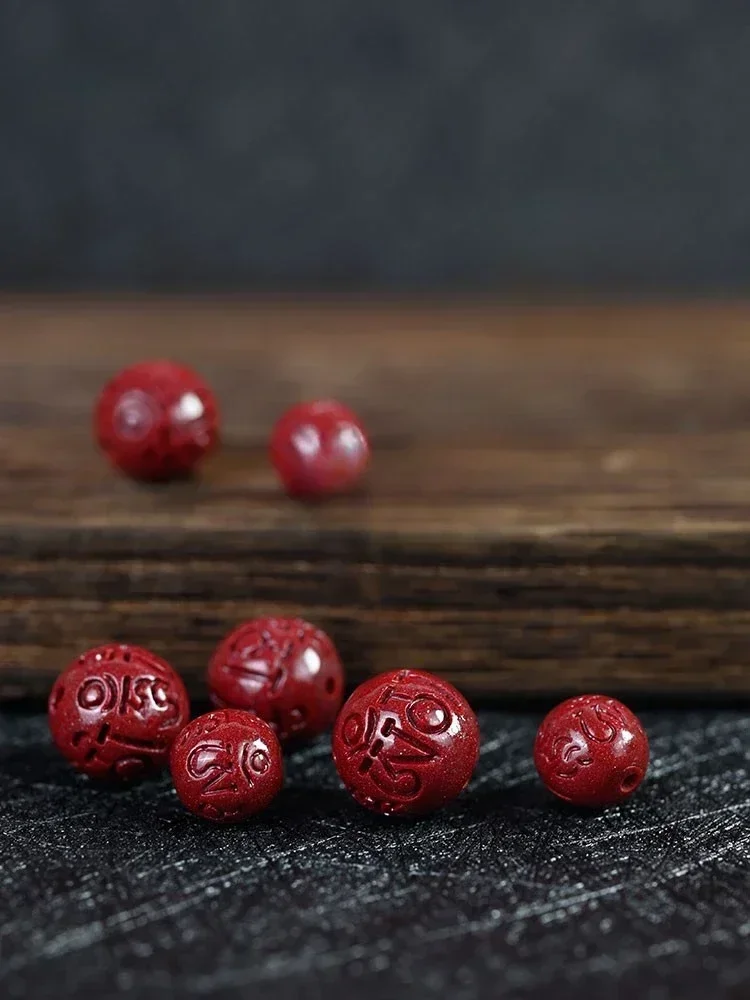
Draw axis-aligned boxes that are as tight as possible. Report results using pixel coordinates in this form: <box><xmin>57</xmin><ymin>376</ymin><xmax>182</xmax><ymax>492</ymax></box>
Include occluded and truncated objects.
<box><xmin>1</xmin><ymin>1</ymin><xmax>749</xmax><ymax>291</ymax></box>
<box><xmin>1</xmin><ymin>707</ymin><xmax>749</xmax><ymax>1000</ymax></box>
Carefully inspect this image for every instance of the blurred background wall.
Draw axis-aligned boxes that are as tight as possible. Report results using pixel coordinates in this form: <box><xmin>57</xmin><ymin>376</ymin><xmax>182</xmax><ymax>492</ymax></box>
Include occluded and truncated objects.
<box><xmin>1</xmin><ymin>1</ymin><xmax>748</xmax><ymax>293</ymax></box>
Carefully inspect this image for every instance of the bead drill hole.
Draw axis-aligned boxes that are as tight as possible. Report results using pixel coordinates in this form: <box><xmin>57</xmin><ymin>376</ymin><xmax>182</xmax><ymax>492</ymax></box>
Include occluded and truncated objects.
<box><xmin>620</xmin><ymin>768</ymin><xmax>640</xmax><ymax>794</ymax></box>
<box><xmin>325</xmin><ymin>678</ymin><xmax>336</xmax><ymax>695</ymax></box>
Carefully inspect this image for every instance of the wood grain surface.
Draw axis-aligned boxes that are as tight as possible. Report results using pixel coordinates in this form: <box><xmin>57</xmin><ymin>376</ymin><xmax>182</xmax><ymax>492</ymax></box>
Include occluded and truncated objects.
<box><xmin>2</xmin><ymin>297</ymin><xmax>750</xmax><ymax>701</ymax></box>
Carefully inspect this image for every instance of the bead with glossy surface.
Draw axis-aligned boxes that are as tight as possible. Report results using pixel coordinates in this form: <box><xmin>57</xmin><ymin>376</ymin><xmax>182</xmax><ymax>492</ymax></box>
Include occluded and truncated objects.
<box><xmin>534</xmin><ymin>694</ymin><xmax>649</xmax><ymax>807</ymax></box>
<box><xmin>48</xmin><ymin>643</ymin><xmax>190</xmax><ymax>781</ymax></box>
<box><xmin>170</xmin><ymin>709</ymin><xmax>284</xmax><ymax>822</ymax></box>
<box><xmin>207</xmin><ymin>617</ymin><xmax>345</xmax><ymax>742</ymax></box>
<box><xmin>269</xmin><ymin>399</ymin><xmax>370</xmax><ymax>498</ymax></box>
<box><xmin>332</xmin><ymin>669</ymin><xmax>480</xmax><ymax>816</ymax></box>
<box><xmin>95</xmin><ymin>359</ymin><xmax>219</xmax><ymax>480</ymax></box>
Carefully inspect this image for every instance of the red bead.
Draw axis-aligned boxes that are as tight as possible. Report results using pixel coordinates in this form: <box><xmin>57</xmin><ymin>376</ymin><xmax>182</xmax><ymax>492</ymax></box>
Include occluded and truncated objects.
<box><xmin>269</xmin><ymin>399</ymin><xmax>370</xmax><ymax>498</ymax></box>
<box><xmin>534</xmin><ymin>694</ymin><xmax>649</xmax><ymax>808</ymax></box>
<box><xmin>207</xmin><ymin>617</ymin><xmax>345</xmax><ymax>743</ymax></box>
<box><xmin>170</xmin><ymin>709</ymin><xmax>283</xmax><ymax>823</ymax></box>
<box><xmin>94</xmin><ymin>360</ymin><xmax>219</xmax><ymax>480</ymax></box>
<box><xmin>332</xmin><ymin>669</ymin><xmax>480</xmax><ymax>816</ymax></box>
<box><xmin>48</xmin><ymin>643</ymin><xmax>190</xmax><ymax>781</ymax></box>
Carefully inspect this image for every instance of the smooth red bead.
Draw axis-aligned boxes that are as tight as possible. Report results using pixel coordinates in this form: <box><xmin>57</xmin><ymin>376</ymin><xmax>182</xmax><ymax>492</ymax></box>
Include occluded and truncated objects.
<box><xmin>207</xmin><ymin>617</ymin><xmax>345</xmax><ymax>743</ymax></box>
<box><xmin>48</xmin><ymin>643</ymin><xmax>190</xmax><ymax>781</ymax></box>
<box><xmin>332</xmin><ymin>669</ymin><xmax>480</xmax><ymax>817</ymax></box>
<box><xmin>269</xmin><ymin>399</ymin><xmax>370</xmax><ymax>498</ymax></box>
<box><xmin>94</xmin><ymin>359</ymin><xmax>219</xmax><ymax>480</ymax></box>
<box><xmin>170</xmin><ymin>709</ymin><xmax>283</xmax><ymax>823</ymax></box>
<box><xmin>534</xmin><ymin>694</ymin><xmax>649</xmax><ymax>807</ymax></box>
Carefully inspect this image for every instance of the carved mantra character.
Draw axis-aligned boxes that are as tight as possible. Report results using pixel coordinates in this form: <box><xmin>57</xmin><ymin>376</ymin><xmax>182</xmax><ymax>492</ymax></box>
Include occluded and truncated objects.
<box><xmin>332</xmin><ymin>670</ymin><xmax>480</xmax><ymax>817</ymax></box>
<box><xmin>48</xmin><ymin>644</ymin><xmax>190</xmax><ymax>781</ymax></box>
<box><xmin>533</xmin><ymin>695</ymin><xmax>650</xmax><ymax>807</ymax></box>
<box><xmin>170</xmin><ymin>709</ymin><xmax>284</xmax><ymax>823</ymax></box>
<box><xmin>207</xmin><ymin>617</ymin><xmax>345</xmax><ymax>742</ymax></box>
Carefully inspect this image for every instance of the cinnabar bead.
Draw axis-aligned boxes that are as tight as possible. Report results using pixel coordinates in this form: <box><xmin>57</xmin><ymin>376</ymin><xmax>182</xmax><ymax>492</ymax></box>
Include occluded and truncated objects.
<box><xmin>48</xmin><ymin>643</ymin><xmax>190</xmax><ymax>781</ymax></box>
<box><xmin>207</xmin><ymin>617</ymin><xmax>345</xmax><ymax>742</ymax></box>
<box><xmin>534</xmin><ymin>694</ymin><xmax>649</xmax><ymax>808</ymax></box>
<box><xmin>94</xmin><ymin>359</ymin><xmax>219</xmax><ymax>480</ymax></box>
<box><xmin>332</xmin><ymin>669</ymin><xmax>480</xmax><ymax>817</ymax></box>
<box><xmin>170</xmin><ymin>709</ymin><xmax>283</xmax><ymax>823</ymax></box>
<box><xmin>269</xmin><ymin>399</ymin><xmax>370</xmax><ymax>498</ymax></box>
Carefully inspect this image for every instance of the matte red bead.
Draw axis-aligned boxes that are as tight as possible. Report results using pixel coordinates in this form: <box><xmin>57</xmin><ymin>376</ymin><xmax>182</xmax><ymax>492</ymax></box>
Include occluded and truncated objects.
<box><xmin>94</xmin><ymin>359</ymin><xmax>219</xmax><ymax>480</ymax></box>
<box><xmin>332</xmin><ymin>669</ymin><xmax>480</xmax><ymax>816</ymax></box>
<box><xmin>534</xmin><ymin>694</ymin><xmax>649</xmax><ymax>807</ymax></box>
<box><xmin>269</xmin><ymin>399</ymin><xmax>370</xmax><ymax>498</ymax></box>
<box><xmin>48</xmin><ymin>643</ymin><xmax>190</xmax><ymax>781</ymax></box>
<box><xmin>170</xmin><ymin>709</ymin><xmax>284</xmax><ymax>823</ymax></box>
<box><xmin>207</xmin><ymin>617</ymin><xmax>345</xmax><ymax>742</ymax></box>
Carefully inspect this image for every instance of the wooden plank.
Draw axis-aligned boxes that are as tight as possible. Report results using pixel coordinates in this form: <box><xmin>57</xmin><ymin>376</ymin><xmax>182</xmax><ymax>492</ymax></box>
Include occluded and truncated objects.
<box><xmin>2</xmin><ymin>297</ymin><xmax>750</xmax><ymax>701</ymax></box>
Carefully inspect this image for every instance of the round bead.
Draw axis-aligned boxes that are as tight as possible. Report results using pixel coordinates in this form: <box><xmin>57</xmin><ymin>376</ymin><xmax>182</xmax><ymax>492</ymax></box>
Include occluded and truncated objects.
<box><xmin>94</xmin><ymin>359</ymin><xmax>219</xmax><ymax>480</ymax></box>
<box><xmin>534</xmin><ymin>694</ymin><xmax>649</xmax><ymax>808</ymax></box>
<box><xmin>48</xmin><ymin>643</ymin><xmax>190</xmax><ymax>781</ymax></box>
<box><xmin>331</xmin><ymin>669</ymin><xmax>480</xmax><ymax>817</ymax></box>
<box><xmin>170</xmin><ymin>709</ymin><xmax>283</xmax><ymax>823</ymax></box>
<box><xmin>207</xmin><ymin>617</ymin><xmax>345</xmax><ymax>742</ymax></box>
<box><xmin>269</xmin><ymin>399</ymin><xmax>370</xmax><ymax>498</ymax></box>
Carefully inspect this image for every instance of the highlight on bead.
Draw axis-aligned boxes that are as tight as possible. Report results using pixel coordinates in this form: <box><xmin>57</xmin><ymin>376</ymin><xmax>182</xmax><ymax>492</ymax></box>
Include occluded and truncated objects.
<box><xmin>94</xmin><ymin>359</ymin><xmax>219</xmax><ymax>480</ymax></box>
<box><xmin>269</xmin><ymin>399</ymin><xmax>370</xmax><ymax>498</ymax></box>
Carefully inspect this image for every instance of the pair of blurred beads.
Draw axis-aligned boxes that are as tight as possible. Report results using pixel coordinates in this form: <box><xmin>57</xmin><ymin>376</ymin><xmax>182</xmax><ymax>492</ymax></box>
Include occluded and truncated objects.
<box><xmin>48</xmin><ymin>622</ymin><xmax>649</xmax><ymax>821</ymax></box>
<box><xmin>95</xmin><ymin>359</ymin><xmax>370</xmax><ymax>496</ymax></box>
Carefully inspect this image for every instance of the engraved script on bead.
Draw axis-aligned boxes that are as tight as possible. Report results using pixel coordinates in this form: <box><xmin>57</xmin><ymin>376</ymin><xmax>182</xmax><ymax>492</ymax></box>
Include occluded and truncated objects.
<box><xmin>75</xmin><ymin>672</ymin><xmax>181</xmax><ymax>729</ymax></box>
<box><xmin>539</xmin><ymin>698</ymin><xmax>629</xmax><ymax>781</ymax></box>
<box><xmin>341</xmin><ymin>685</ymin><xmax>454</xmax><ymax>802</ymax></box>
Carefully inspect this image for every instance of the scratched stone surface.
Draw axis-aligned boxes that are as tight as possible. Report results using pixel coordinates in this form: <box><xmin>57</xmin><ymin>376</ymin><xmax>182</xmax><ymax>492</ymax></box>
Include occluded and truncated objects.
<box><xmin>1</xmin><ymin>709</ymin><xmax>749</xmax><ymax>1000</ymax></box>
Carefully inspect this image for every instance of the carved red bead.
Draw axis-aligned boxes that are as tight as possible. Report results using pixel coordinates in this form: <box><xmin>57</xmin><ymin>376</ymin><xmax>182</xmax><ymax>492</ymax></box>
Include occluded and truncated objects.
<box><xmin>94</xmin><ymin>359</ymin><xmax>219</xmax><ymax>480</ymax></box>
<box><xmin>332</xmin><ymin>669</ymin><xmax>480</xmax><ymax>816</ymax></box>
<box><xmin>534</xmin><ymin>694</ymin><xmax>649</xmax><ymax>808</ymax></box>
<box><xmin>269</xmin><ymin>399</ymin><xmax>370</xmax><ymax>498</ymax></box>
<box><xmin>170</xmin><ymin>709</ymin><xmax>284</xmax><ymax>823</ymax></box>
<box><xmin>48</xmin><ymin>643</ymin><xmax>190</xmax><ymax>781</ymax></box>
<box><xmin>207</xmin><ymin>617</ymin><xmax>345</xmax><ymax>742</ymax></box>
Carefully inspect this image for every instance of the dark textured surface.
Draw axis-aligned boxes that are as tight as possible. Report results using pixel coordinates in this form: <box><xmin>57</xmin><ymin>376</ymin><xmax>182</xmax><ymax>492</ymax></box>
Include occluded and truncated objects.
<box><xmin>2</xmin><ymin>3</ymin><xmax>750</xmax><ymax>290</ymax></box>
<box><xmin>1</xmin><ymin>708</ymin><xmax>749</xmax><ymax>999</ymax></box>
